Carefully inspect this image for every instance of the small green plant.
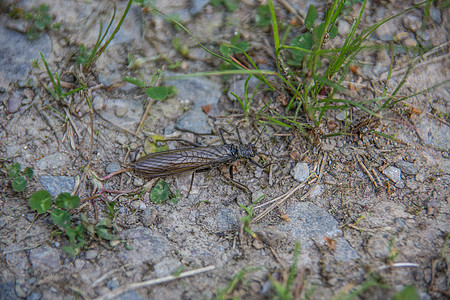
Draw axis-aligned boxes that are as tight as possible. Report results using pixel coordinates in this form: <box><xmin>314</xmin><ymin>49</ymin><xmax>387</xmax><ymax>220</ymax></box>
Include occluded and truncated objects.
<box><xmin>391</xmin><ymin>285</ymin><xmax>420</xmax><ymax>300</ymax></box>
<box><xmin>210</xmin><ymin>0</ymin><xmax>238</xmax><ymax>11</ymax></box>
<box><xmin>28</xmin><ymin>190</ymin><xmax>120</xmax><ymax>256</ymax></box>
<box><xmin>230</xmin><ymin>75</ymin><xmax>262</xmax><ymax>116</ymax></box>
<box><xmin>81</xmin><ymin>0</ymin><xmax>133</xmax><ymax>74</ymax></box>
<box><xmin>40</xmin><ymin>52</ymin><xmax>86</xmax><ymax>100</ymax></box>
<box><xmin>255</xmin><ymin>5</ymin><xmax>272</xmax><ymax>27</ymax></box>
<box><xmin>124</xmin><ymin>72</ymin><xmax>175</xmax><ymax>101</ymax></box>
<box><xmin>29</xmin><ymin>191</ymin><xmax>85</xmax><ymax>256</ymax></box>
<box><xmin>269</xmin><ymin>242</ymin><xmax>300</xmax><ymax>300</ymax></box>
<box><xmin>150</xmin><ymin>179</ymin><xmax>170</xmax><ymax>204</ymax></box>
<box><xmin>214</xmin><ymin>267</ymin><xmax>259</xmax><ymax>300</ymax></box>
<box><xmin>5</xmin><ymin>163</ymin><xmax>33</xmax><ymax>192</ymax></box>
<box><xmin>9</xmin><ymin>4</ymin><xmax>58</xmax><ymax>40</ymax></box>
<box><xmin>170</xmin><ymin>190</ymin><xmax>182</xmax><ymax>204</ymax></box>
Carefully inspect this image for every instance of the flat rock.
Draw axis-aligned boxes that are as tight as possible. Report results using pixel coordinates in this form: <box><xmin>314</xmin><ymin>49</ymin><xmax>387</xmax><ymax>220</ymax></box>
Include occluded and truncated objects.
<box><xmin>29</xmin><ymin>246</ymin><xmax>61</xmax><ymax>272</ymax></box>
<box><xmin>383</xmin><ymin>166</ymin><xmax>402</xmax><ymax>183</ymax></box>
<box><xmin>118</xmin><ymin>227</ymin><xmax>169</xmax><ymax>265</ymax></box>
<box><xmin>98</xmin><ymin>98</ymin><xmax>143</xmax><ymax>130</ymax></box>
<box><xmin>165</xmin><ymin>73</ymin><xmax>222</xmax><ymax>108</ymax></box>
<box><xmin>415</xmin><ymin>116</ymin><xmax>450</xmax><ymax>150</ymax></box>
<box><xmin>278</xmin><ymin>202</ymin><xmax>341</xmax><ymax>249</ymax></box>
<box><xmin>175</xmin><ymin>107</ymin><xmax>212</xmax><ymax>134</ymax></box>
<box><xmin>0</xmin><ymin>26</ymin><xmax>51</xmax><ymax>89</ymax></box>
<box><xmin>39</xmin><ymin>176</ymin><xmax>75</xmax><ymax>198</ymax></box>
<box><xmin>36</xmin><ymin>152</ymin><xmax>71</xmax><ymax>171</ymax></box>
<box><xmin>290</xmin><ymin>162</ymin><xmax>310</xmax><ymax>182</ymax></box>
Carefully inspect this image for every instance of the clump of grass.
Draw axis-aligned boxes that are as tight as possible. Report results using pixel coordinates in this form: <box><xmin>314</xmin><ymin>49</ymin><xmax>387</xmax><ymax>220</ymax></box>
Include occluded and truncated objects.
<box><xmin>156</xmin><ymin>0</ymin><xmax>441</xmax><ymax>140</ymax></box>
<box><xmin>9</xmin><ymin>4</ymin><xmax>59</xmax><ymax>40</ymax></box>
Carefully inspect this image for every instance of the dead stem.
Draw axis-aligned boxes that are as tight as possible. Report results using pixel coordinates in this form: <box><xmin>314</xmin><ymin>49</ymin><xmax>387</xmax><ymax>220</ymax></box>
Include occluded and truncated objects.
<box><xmin>93</xmin><ymin>265</ymin><xmax>216</xmax><ymax>300</ymax></box>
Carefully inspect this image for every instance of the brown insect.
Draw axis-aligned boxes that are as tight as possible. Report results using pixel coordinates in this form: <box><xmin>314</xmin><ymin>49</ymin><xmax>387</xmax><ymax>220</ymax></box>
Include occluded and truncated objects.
<box><xmin>134</xmin><ymin>129</ymin><xmax>263</xmax><ymax>188</ymax></box>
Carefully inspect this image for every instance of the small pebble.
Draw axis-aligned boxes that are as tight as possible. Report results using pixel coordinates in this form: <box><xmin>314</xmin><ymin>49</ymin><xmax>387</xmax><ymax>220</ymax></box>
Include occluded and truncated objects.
<box><xmin>383</xmin><ymin>166</ymin><xmax>402</xmax><ymax>183</ymax></box>
<box><xmin>291</xmin><ymin>162</ymin><xmax>309</xmax><ymax>182</ymax></box>
<box><xmin>133</xmin><ymin>177</ymin><xmax>144</xmax><ymax>186</ymax></box>
<box><xmin>105</xmin><ymin>162</ymin><xmax>121</xmax><ymax>174</ymax></box>
<box><xmin>6</xmin><ymin>95</ymin><xmax>21</xmax><ymax>114</ymax></box>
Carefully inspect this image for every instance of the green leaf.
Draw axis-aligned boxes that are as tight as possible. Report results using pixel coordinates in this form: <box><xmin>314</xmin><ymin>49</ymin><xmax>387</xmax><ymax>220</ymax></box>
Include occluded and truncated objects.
<box><xmin>313</xmin><ymin>22</ymin><xmax>325</xmax><ymax>40</ymax></box>
<box><xmin>223</xmin><ymin>0</ymin><xmax>237</xmax><ymax>11</ymax></box>
<box><xmin>95</xmin><ymin>219</ymin><xmax>117</xmax><ymax>240</ymax></box>
<box><xmin>55</xmin><ymin>193</ymin><xmax>80</xmax><ymax>210</ymax></box>
<box><xmin>220</xmin><ymin>44</ymin><xmax>233</xmax><ymax>57</ymax></box>
<box><xmin>29</xmin><ymin>190</ymin><xmax>52</xmax><ymax>214</ymax></box>
<box><xmin>290</xmin><ymin>33</ymin><xmax>313</xmax><ymax>62</ymax></box>
<box><xmin>123</xmin><ymin>76</ymin><xmax>146</xmax><ymax>88</ymax></box>
<box><xmin>50</xmin><ymin>209</ymin><xmax>71</xmax><ymax>228</ymax></box>
<box><xmin>63</xmin><ymin>245</ymin><xmax>78</xmax><ymax>257</ymax></box>
<box><xmin>305</xmin><ymin>5</ymin><xmax>317</xmax><ymax>31</ymax></box>
<box><xmin>150</xmin><ymin>179</ymin><xmax>170</xmax><ymax>204</ymax></box>
<box><xmin>210</xmin><ymin>0</ymin><xmax>221</xmax><ymax>7</ymax></box>
<box><xmin>7</xmin><ymin>163</ymin><xmax>21</xmax><ymax>178</ymax></box>
<box><xmin>391</xmin><ymin>285</ymin><xmax>419</xmax><ymax>300</ymax></box>
<box><xmin>233</xmin><ymin>41</ymin><xmax>250</xmax><ymax>53</ymax></box>
<box><xmin>23</xmin><ymin>167</ymin><xmax>34</xmax><ymax>179</ymax></box>
<box><xmin>166</xmin><ymin>85</ymin><xmax>177</xmax><ymax>97</ymax></box>
<box><xmin>329</xmin><ymin>24</ymin><xmax>338</xmax><ymax>39</ymax></box>
<box><xmin>255</xmin><ymin>5</ymin><xmax>271</xmax><ymax>27</ymax></box>
<box><xmin>12</xmin><ymin>176</ymin><xmax>27</xmax><ymax>192</ymax></box>
<box><xmin>145</xmin><ymin>86</ymin><xmax>168</xmax><ymax>100</ymax></box>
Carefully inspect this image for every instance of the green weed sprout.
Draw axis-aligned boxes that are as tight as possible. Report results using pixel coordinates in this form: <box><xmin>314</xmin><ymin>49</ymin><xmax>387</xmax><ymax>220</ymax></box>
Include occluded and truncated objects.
<box><xmin>5</xmin><ymin>163</ymin><xmax>33</xmax><ymax>192</ymax></box>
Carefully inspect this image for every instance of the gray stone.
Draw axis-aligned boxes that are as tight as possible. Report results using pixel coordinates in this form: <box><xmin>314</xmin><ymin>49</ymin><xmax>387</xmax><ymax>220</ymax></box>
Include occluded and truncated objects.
<box><xmin>118</xmin><ymin>227</ymin><xmax>169</xmax><ymax>264</ymax></box>
<box><xmin>39</xmin><ymin>176</ymin><xmax>75</xmax><ymax>198</ymax></box>
<box><xmin>141</xmin><ymin>207</ymin><xmax>157</xmax><ymax>227</ymax></box>
<box><xmin>153</xmin><ymin>257</ymin><xmax>182</xmax><ymax>277</ymax></box>
<box><xmin>36</xmin><ymin>152</ymin><xmax>71</xmax><ymax>171</ymax></box>
<box><xmin>335</xmin><ymin>110</ymin><xmax>349</xmax><ymax>121</ymax></box>
<box><xmin>0</xmin><ymin>282</ymin><xmax>17</xmax><ymax>300</ymax></box>
<box><xmin>105</xmin><ymin>163</ymin><xmax>121</xmax><ymax>174</ymax></box>
<box><xmin>395</xmin><ymin>160</ymin><xmax>419</xmax><ymax>175</ymax></box>
<box><xmin>290</xmin><ymin>162</ymin><xmax>309</xmax><ymax>182</ymax></box>
<box><xmin>216</xmin><ymin>207</ymin><xmax>240</xmax><ymax>231</ymax></box>
<box><xmin>165</xmin><ymin>73</ymin><xmax>222</xmax><ymax>108</ymax></box>
<box><xmin>6</xmin><ymin>95</ymin><xmax>21</xmax><ymax>114</ymax></box>
<box><xmin>334</xmin><ymin>237</ymin><xmax>359</xmax><ymax>262</ymax></box>
<box><xmin>84</xmin><ymin>250</ymin><xmax>98</xmax><ymax>260</ymax></box>
<box><xmin>29</xmin><ymin>246</ymin><xmax>61</xmax><ymax>272</ymax></box>
<box><xmin>190</xmin><ymin>0</ymin><xmax>210</xmax><ymax>15</ymax></box>
<box><xmin>26</xmin><ymin>292</ymin><xmax>42</xmax><ymax>300</ymax></box>
<box><xmin>107</xmin><ymin>278</ymin><xmax>119</xmax><ymax>290</ymax></box>
<box><xmin>98</xmin><ymin>98</ymin><xmax>143</xmax><ymax>130</ymax></box>
<box><xmin>415</xmin><ymin>116</ymin><xmax>450</xmax><ymax>150</ymax></box>
<box><xmin>403</xmin><ymin>15</ymin><xmax>421</xmax><ymax>32</ymax></box>
<box><xmin>278</xmin><ymin>202</ymin><xmax>340</xmax><ymax>249</ymax></box>
<box><xmin>15</xmin><ymin>279</ymin><xmax>30</xmax><ymax>298</ymax></box>
<box><xmin>175</xmin><ymin>108</ymin><xmax>212</xmax><ymax>134</ymax></box>
<box><xmin>117</xmin><ymin>291</ymin><xmax>145</xmax><ymax>300</ymax></box>
<box><xmin>108</xmin><ymin>6</ymin><xmax>142</xmax><ymax>47</ymax></box>
<box><xmin>383</xmin><ymin>166</ymin><xmax>402</xmax><ymax>183</ymax></box>
<box><xmin>0</xmin><ymin>27</ymin><xmax>51</xmax><ymax>89</ymax></box>
<box><xmin>429</xmin><ymin>7</ymin><xmax>442</xmax><ymax>24</ymax></box>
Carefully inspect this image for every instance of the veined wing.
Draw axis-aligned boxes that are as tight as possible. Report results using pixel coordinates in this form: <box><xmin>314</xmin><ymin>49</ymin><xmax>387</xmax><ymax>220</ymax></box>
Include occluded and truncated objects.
<box><xmin>134</xmin><ymin>145</ymin><xmax>234</xmax><ymax>178</ymax></box>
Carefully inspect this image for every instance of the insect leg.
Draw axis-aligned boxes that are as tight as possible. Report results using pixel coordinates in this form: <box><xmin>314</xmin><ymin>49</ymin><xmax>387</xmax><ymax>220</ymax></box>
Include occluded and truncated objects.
<box><xmin>187</xmin><ymin>172</ymin><xmax>195</xmax><ymax>197</ymax></box>
<box><xmin>236</xmin><ymin>128</ymin><xmax>243</xmax><ymax>144</ymax></box>
<box><xmin>219</xmin><ymin>129</ymin><xmax>227</xmax><ymax>144</ymax></box>
<box><xmin>229</xmin><ymin>164</ymin><xmax>234</xmax><ymax>180</ymax></box>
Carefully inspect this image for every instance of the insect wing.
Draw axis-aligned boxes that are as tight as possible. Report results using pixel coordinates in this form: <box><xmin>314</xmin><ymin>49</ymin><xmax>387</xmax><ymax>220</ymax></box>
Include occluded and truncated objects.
<box><xmin>134</xmin><ymin>146</ymin><xmax>234</xmax><ymax>178</ymax></box>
